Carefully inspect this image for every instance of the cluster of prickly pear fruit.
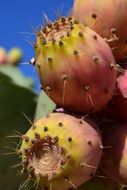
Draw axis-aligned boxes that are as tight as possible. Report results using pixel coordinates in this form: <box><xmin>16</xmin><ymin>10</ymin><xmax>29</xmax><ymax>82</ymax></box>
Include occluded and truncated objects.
<box><xmin>0</xmin><ymin>47</ymin><xmax>23</xmax><ymax>65</ymax></box>
<box><xmin>8</xmin><ymin>1</ymin><xmax>127</xmax><ymax>190</ymax></box>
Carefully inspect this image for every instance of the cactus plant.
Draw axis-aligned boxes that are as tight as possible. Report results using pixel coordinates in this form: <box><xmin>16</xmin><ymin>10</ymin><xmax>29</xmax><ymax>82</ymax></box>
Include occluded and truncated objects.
<box><xmin>35</xmin><ymin>90</ymin><xmax>56</xmax><ymax>120</ymax></box>
<box><xmin>0</xmin><ymin>66</ymin><xmax>37</xmax><ymax>190</ymax></box>
<box><xmin>3</xmin><ymin>1</ymin><xmax>127</xmax><ymax>190</ymax></box>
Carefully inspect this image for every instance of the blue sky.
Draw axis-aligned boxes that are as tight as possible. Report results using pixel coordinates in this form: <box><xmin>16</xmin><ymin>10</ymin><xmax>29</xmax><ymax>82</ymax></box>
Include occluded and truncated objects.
<box><xmin>0</xmin><ymin>0</ymin><xmax>73</xmax><ymax>61</ymax></box>
<box><xmin>0</xmin><ymin>0</ymin><xmax>73</xmax><ymax>92</ymax></box>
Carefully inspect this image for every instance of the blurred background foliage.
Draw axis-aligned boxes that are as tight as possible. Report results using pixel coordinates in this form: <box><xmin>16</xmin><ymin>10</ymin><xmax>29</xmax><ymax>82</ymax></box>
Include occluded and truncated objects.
<box><xmin>0</xmin><ymin>48</ymin><xmax>56</xmax><ymax>190</ymax></box>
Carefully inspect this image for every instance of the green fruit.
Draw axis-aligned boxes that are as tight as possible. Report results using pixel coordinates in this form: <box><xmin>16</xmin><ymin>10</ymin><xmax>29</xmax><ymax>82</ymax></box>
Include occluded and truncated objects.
<box><xmin>8</xmin><ymin>48</ymin><xmax>23</xmax><ymax>65</ymax></box>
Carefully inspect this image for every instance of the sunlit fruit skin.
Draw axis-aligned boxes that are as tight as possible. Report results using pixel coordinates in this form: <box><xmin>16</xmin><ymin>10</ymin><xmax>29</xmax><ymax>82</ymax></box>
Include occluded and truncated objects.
<box><xmin>34</xmin><ymin>17</ymin><xmax>117</xmax><ymax>113</ymax></box>
<box><xmin>72</xmin><ymin>0</ymin><xmax>127</xmax><ymax>61</ymax></box>
<box><xmin>19</xmin><ymin>113</ymin><xmax>102</xmax><ymax>190</ymax></box>
<box><xmin>101</xmin><ymin>122</ymin><xmax>127</xmax><ymax>184</ymax></box>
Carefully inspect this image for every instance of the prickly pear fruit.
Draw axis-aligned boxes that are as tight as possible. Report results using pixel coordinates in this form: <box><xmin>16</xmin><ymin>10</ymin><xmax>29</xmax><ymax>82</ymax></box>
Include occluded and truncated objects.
<box><xmin>106</xmin><ymin>70</ymin><xmax>127</xmax><ymax>122</ymax></box>
<box><xmin>72</xmin><ymin>0</ymin><xmax>127</xmax><ymax>61</ymax></box>
<box><xmin>34</xmin><ymin>17</ymin><xmax>117</xmax><ymax>113</ymax></box>
<box><xmin>117</xmin><ymin>70</ymin><xmax>127</xmax><ymax>98</ymax></box>
<box><xmin>0</xmin><ymin>47</ymin><xmax>7</xmax><ymax>64</ymax></box>
<box><xmin>79</xmin><ymin>176</ymin><xmax>120</xmax><ymax>190</ymax></box>
<box><xmin>7</xmin><ymin>47</ymin><xmax>23</xmax><ymax>65</ymax></box>
<box><xmin>101</xmin><ymin>122</ymin><xmax>127</xmax><ymax>184</ymax></box>
<box><xmin>19</xmin><ymin>113</ymin><xmax>102</xmax><ymax>190</ymax></box>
